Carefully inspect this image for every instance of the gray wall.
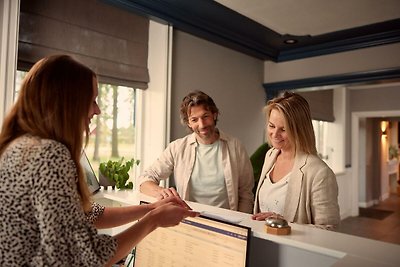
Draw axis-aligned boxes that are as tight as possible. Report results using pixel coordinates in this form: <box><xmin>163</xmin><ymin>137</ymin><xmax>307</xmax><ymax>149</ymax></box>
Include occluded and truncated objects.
<box><xmin>170</xmin><ymin>30</ymin><xmax>265</xmax><ymax>155</ymax></box>
<box><xmin>364</xmin><ymin>118</ymin><xmax>381</xmax><ymax>204</ymax></box>
<box><xmin>350</xmin><ymin>86</ymin><xmax>400</xmax><ymax>112</ymax></box>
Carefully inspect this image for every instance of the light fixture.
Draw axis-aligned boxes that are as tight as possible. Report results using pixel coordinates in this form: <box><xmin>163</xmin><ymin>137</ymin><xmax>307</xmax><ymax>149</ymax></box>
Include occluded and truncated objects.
<box><xmin>284</xmin><ymin>39</ymin><xmax>297</xmax><ymax>44</ymax></box>
<box><xmin>381</xmin><ymin>121</ymin><xmax>389</xmax><ymax>137</ymax></box>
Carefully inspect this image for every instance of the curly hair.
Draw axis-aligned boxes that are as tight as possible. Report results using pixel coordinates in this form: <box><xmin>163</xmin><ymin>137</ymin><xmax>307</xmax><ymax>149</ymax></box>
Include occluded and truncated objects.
<box><xmin>180</xmin><ymin>90</ymin><xmax>219</xmax><ymax>131</ymax></box>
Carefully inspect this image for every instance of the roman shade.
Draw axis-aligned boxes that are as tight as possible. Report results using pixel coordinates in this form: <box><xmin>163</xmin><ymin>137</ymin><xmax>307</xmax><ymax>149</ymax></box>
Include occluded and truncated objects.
<box><xmin>298</xmin><ymin>89</ymin><xmax>335</xmax><ymax>122</ymax></box>
<box><xmin>18</xmin><ymin>0</ymin><xmax>149</xmax><ymax>89</ymax></box>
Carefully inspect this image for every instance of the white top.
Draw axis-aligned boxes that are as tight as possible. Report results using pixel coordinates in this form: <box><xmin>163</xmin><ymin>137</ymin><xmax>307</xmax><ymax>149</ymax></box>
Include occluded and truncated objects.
<box><xmin>258</xmin><ymin>166</ymin><xmax>291</xmax><ymax>214</ymax></box>
<box><xmin>189</xmin><ymin>140</ymin><xmax>229</xmax><ymax>209</ymax></box>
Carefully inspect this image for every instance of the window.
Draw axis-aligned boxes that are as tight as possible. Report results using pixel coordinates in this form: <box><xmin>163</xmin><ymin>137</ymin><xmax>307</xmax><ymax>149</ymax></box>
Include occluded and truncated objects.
<box><xmin>14</xmin><ymin>70</ymin><xmax>26</xmax><ymax>99</ymax></box>
<box><xmin>298</xmin><ymin>88</ymin><xmax>346</xmax><ymax>174</ymax></box>
<box><xmin>15</xmin><ymin>72</ymin><xmax>140</xmax><ymax>186</ymax></box>
<box><xmin>85</xmin><ymin>84</ymin><xmax>138</xmax><ymax>181</ymax></box>
<box><xmin>313</xmin><ymin>120</ymin><xmax>332</xmax><ymax>164</ymax></box>
<box><xmin>312</xmin><ymin>119</ymin><xmax>343</xmax><ymax>173</ymax></box>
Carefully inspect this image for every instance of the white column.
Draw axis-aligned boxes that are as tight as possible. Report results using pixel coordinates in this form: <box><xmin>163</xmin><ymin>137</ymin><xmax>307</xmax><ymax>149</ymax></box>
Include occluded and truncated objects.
<box><xmin>135</xmin><ymin>21</ymin><xmax>172</xmax><ymax>189</ymax></box>
<box><xmin>0</xmin><ymin>0</ymin><xmax>19</xmax><ymax>125</ymax></box>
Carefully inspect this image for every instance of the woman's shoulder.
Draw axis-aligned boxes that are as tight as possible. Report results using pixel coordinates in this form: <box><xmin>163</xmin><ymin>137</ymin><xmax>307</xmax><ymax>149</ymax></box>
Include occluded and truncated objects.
<box><xmin>7</xmin><ymin>135</ymin><xmax>71</xmax><ymax>163</ymax></box>
<box><xmin>26</xmin><ymin>135</ymin><xmax>69</xmax><ymax>154</ymax></box>
<box><xmin>301</xmin><ymin>153</ymin><xmax>335</xmax><ymax>176</ymax></box>
<box><xmin>1</xmin><ymin>135</ymin><xmax>76</xmax><ymax>190</ymax></box>
<box><xmin>305</xmin><ymin>153</ymin><xmax>328</xmax><ymax>165</ymax></box>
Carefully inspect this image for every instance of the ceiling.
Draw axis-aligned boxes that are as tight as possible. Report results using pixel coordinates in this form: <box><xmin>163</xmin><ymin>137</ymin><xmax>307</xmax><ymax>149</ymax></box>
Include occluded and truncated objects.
<box><xmin>215</xmin><ymin>0</ymin><xmax>400</xmax><ymax>36</ymax></box>
<box><xmin>105</xmin><ymin>0</ymin><xmax>400</xmax><ymax>62</ymax></box>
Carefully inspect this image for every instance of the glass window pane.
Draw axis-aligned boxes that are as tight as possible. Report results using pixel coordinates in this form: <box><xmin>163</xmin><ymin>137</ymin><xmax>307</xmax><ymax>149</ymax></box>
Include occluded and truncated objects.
<box><xmin>85</xmin><ymin>83</ymin><xmax>138</xmax><ymax>187</ymax></box>
<box><xmin>15</xmin><ymin>73</ymin><xmax>139</xmax><ymax>188</ymax></box>
<box><xmin>312</xmin><ymin>119</ymin><xmax>335</xmax><ymax>170</ymax></box>
<box><xmin>14</xmin><ymin>70</ymin><xmax>27</xmax><ymax>100</ymax></box>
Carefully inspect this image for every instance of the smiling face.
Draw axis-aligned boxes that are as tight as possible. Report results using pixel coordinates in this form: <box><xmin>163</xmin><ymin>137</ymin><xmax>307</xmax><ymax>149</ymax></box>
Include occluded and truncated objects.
<box><xmin>187</xmin><ymin>104</ymin><xmax>218</xmax><ymax>144</ymax></box>
<box><xmin>87</xmin><ymin>77</ymin><xmax>101</xmax><ymax>127</ymax></box>
<box><xmin>267</xmin><ymin>109</ymin><xmax>293</xmax><ymax>152</ymax></box>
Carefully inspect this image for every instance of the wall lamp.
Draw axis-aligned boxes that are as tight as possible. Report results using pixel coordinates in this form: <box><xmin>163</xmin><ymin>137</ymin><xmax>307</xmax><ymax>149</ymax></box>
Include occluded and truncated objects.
<box><xmin>381</xmin><ymin>121</ymin><xmax>388</xmax><ymax>137</ymax></box>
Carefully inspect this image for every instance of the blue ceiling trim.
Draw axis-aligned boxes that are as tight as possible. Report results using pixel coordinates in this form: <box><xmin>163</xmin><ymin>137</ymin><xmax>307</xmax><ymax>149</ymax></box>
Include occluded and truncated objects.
<box><xmin>263</xmin><ymin>68</ymin><xmax>400</xmax><ymax>99</ymax></box>
<box><xmin>103</xmin><ymin>0</ymin><xmax>400</xmax><ymax>62</ymax></box>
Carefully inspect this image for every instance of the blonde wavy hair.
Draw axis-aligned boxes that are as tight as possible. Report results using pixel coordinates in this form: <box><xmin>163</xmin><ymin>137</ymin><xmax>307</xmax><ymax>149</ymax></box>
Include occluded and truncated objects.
<box><xmin>264</xmin><ymin>91</ymin><xmax>317</xmax><ymax>155</ymax></box>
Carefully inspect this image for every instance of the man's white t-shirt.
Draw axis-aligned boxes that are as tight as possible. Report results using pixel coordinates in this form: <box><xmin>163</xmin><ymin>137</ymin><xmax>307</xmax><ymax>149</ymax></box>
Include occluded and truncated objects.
<box><xmin>188</xmin><ymin>140</ymin><xmax>230</xmax><ymax>209</ymax></box>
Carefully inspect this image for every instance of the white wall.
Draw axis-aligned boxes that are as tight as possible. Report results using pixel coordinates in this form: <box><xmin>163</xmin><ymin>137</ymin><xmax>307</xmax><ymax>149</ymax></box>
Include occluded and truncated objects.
<box><xmin>170</xmin><ymin>30</ymin><xmax>266</xmax><ymax>155</ymax></box>
<box><xmin>336</xmin><ymin>170</ymin><xmax>352</xmax><ymax>220</ymax></box>
<box><xmin>329</xmin><ymin>87</ymin><xmax>346</xmax><ymax>173</ymax></box>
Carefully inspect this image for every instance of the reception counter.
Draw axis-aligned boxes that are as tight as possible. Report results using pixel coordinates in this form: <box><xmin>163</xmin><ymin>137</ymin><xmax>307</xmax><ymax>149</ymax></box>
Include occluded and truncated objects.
<box><xmin>94</xmin><ymin>189</ymin><xmax>400</xmax><ymax>267</ymax></box>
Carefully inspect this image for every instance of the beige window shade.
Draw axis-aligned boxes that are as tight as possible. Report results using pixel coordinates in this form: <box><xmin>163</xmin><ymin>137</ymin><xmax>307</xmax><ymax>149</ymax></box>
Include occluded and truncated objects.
<box><xmin>297</xmin><ymin>89</ymin><xmax>335</xmax><ymax>122</ymax></box>
<box><xmin>18</xmin><ymin>0</ymin><xmax>149</xmax><ymax>89</ymax></box>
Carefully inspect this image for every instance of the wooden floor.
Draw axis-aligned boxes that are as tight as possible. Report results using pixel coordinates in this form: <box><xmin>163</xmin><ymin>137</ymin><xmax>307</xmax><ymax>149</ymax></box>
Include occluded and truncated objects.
<box><xmin>334</xmin><ymin>193</ymin><xmax>400</xmax><ymax>245</ymax></box>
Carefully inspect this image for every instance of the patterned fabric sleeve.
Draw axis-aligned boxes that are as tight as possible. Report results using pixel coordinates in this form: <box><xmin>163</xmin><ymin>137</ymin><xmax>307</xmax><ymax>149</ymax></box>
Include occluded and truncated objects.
<box><xmin>31</xmin><ymin>141</ymin><xmax>117</xmax><ymax>266</ymax></box>
<box><xmin>86</xmin><ymin>202</ymin><xmax>106</xmax><ymax>224</ymax></box>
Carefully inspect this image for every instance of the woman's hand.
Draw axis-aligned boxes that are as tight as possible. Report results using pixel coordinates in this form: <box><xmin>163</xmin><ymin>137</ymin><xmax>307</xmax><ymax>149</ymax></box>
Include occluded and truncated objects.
<box><xmin>156</xmin><ymin>187</ymin><xmax>180</xmax><ymax>200</ymax></box>
<box><xmin>151</xmin><ymin>195</ymin><xmax>191</xmax><ymax>210</ymax></box>
<box><xmin>252</xmin><ymin>211</ymin><xmax>282</xmax><ymax>221</ymax></box>
<box><xmin>148</xmin><ymin>202</ymin><xmax>199</xmax><ymax>228</ymax></box>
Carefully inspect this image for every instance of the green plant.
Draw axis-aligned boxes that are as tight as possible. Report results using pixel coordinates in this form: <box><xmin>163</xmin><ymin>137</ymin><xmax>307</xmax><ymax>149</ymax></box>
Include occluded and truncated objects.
<box><xmin>99</xmin><ymin>157</ymin><xmax>140</xmax><ymax>189</ymax></box>
<box><xmin>250</xmin><ymin>143</ymin><xmax>271</xmax><ymax>196</ymax></box>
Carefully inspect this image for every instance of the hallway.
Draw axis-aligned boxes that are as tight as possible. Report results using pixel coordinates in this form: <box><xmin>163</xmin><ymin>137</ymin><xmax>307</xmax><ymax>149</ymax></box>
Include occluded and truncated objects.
<box><xmin>334</xmin><ymin>194</ymin><xmax>400</xmax><ymax>245</ymax></box>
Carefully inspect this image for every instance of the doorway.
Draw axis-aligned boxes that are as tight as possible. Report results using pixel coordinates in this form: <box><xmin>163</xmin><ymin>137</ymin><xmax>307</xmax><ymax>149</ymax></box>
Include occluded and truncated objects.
<box><xmin>351</xmin><ymin>110</ymin><xmax>400</xmax><ymax>215</ymax></box>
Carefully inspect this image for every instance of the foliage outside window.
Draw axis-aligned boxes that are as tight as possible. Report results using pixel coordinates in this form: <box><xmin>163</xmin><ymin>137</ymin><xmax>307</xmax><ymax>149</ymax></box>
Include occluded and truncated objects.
<box><xmin>85</xmin><ymin>83</ymin><xmax>137</xmax><ymax>186</ymax></box>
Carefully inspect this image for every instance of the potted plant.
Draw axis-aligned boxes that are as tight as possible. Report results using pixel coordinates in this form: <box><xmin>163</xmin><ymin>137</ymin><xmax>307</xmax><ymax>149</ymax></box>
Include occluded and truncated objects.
<box><xmin>99</xmin><ymin>157</ymin><xmax>140</xmax><ymax>189</ymax></box>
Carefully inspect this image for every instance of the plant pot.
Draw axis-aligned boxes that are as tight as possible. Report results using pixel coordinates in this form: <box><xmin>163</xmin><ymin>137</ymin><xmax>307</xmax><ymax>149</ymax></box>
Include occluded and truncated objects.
<box><xmin>98</xmin><ymin>170</ymin><xmax>116</xmax><ymax>189</ymax></box>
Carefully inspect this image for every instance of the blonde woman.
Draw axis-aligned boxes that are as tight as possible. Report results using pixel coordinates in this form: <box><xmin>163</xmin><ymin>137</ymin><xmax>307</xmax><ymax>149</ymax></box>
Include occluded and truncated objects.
<box><xmin>252</xmin><ymin>91</ymin><xmax>340</xmax><ymax>228</ymax></box>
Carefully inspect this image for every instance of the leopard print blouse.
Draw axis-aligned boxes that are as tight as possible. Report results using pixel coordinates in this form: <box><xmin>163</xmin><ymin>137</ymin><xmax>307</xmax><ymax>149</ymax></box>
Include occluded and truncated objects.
<box><xmin>86</xmin><ymin>202</ymin><xmax>105</xmax><ymax>224</ymax></box>
<box><xmin>0</xmin><ymin>135</ymin><xmax>117</xmax><ymax>266</ymax></box>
